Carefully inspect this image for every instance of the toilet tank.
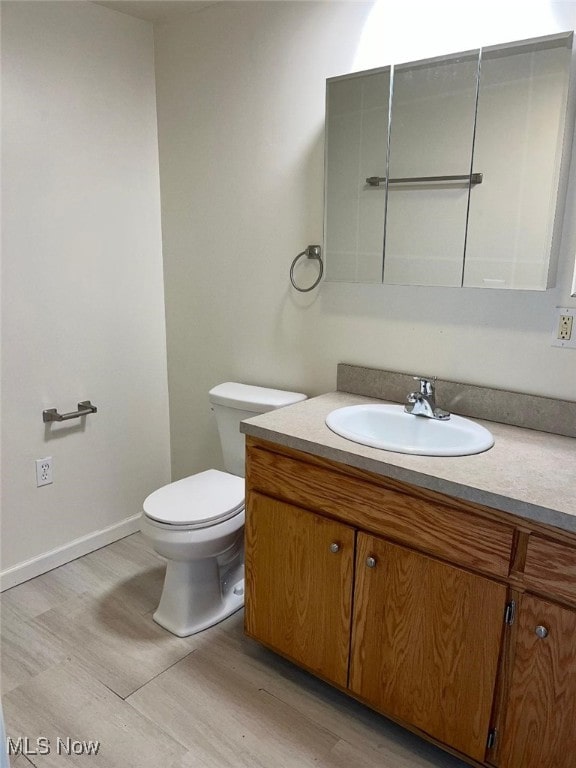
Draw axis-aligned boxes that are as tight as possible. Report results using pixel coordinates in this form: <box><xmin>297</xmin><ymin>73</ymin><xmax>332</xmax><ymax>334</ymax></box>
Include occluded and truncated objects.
<box><xmin>209</xmin><ymin>382</ymin><xmax>307</xmax><ymax>477</ymax></box>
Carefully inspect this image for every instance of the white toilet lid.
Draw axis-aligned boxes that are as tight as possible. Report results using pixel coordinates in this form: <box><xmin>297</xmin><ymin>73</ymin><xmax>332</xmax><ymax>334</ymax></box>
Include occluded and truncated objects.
<box><xmin>143</xmin><ymin>469</ymin><xmax>244</xmax><ymax>526</ymax></box>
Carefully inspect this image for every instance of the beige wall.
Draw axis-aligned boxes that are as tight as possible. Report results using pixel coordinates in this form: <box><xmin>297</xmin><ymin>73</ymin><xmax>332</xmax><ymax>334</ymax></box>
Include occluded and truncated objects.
<box><xmin>1</xmin><ymin>1</ymin><xmax>171</xmax><ymax>582</ymax></box>
<box><xmin>154</xmin><ymin>0</ymin><xmax>576</xmax><ymax>482</ymax></box>
<box><xmin>2</xmin><ymin>1</ymin><xmax>574</xmax><ymax>581</ymax></box>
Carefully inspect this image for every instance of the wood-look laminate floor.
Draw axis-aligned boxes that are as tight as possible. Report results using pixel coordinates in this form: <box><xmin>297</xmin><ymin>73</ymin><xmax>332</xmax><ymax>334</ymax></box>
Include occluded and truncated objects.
<box><xmin>1</xmin><ymin>533</ymin><xmax>468</xmax><ymax>767</ymax></box>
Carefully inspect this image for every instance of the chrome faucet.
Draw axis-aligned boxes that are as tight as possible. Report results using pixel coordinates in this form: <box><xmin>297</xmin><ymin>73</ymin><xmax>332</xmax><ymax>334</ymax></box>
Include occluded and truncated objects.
<box><xmin>405</xmin><ymin>376</ymin><xmax>450</xmax><ymax>420</ymax></box>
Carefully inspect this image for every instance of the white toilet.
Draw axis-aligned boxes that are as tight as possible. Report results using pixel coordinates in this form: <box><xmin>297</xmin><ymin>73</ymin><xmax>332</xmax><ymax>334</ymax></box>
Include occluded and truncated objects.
<box><xmin>141</xmin><ymin>382</ymin><xmax>307</xmax><ymax>637</ymax></box>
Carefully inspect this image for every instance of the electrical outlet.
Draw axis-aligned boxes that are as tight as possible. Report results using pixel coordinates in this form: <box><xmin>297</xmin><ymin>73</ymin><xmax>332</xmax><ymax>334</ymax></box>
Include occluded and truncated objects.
<box><xmin>558</xmin><ymin>314</ymin><xmax>573</xmax><ymax>340</ymax></box>
<box><xmin>35</xmin><ymin>456</ymin><xmax>53</xmax><ymax>487</ymax></box>
<box><xmin>552</xmin><ymin>307</ymin><xmax>576</xmax><ymax>349</ymax></box>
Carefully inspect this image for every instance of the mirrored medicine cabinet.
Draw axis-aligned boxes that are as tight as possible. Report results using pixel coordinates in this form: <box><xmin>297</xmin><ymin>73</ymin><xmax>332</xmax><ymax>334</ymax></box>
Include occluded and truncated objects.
<box><xmin>323</xmin><ymin>32</ymin><xmax>574</xmax><ymax>289</ymax></box>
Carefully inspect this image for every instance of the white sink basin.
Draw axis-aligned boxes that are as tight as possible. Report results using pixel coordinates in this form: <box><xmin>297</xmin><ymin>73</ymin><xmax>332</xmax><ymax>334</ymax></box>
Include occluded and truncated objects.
<box><xmin>325</xmin><ymin>404</ymin><xmax>494</xmax><ymax>456</ymax></box>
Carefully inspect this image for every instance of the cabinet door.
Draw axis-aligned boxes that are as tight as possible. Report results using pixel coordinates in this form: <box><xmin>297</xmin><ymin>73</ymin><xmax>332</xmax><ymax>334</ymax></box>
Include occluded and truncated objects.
<box><xmin>498</xmin><ymin>595</ymin><xmax>576</xmax><ymax>768</ymax></box>
<box><xmin>384</xmin><ymin>51</ymin><xmax>479</xmax><ymax>287</ymax></box>
<box><xmin>244</xmin><ymin>492</ymin><xmax>354</xmax><ymax>687</ymax></box>
<box><xmin>324</xmin><ymin>68</ymin><xmax>391</xmax><ymax>283</ymax></box>
<box><xmin>464</xmin><ymin>35</ymin><xmax>572</xmax><ymax>289</ymax></box>
<box><xmin>350</xmin><ymin>533</ymin><xmax>507</xmax><ymax>762</ymax></box>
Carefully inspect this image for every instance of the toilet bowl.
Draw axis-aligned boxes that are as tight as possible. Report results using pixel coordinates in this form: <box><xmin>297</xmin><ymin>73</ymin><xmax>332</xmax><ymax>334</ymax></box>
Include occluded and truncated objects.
<box><xmin>142</xmin><ymin>469</ymin><xmax>245</xmax><ymax>637</ymax></box>
<box><xmin>141</xmin><ymin>382</ymin><xmax>306</xmax><ymax>637</ymax></box>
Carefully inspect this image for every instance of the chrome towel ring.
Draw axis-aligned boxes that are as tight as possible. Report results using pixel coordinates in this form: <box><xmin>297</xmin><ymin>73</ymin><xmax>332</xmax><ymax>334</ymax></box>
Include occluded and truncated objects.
<box><xmin>290</xmin><ymin>245</ymin><xmax>323</xmax><ymax>292</ymax></box>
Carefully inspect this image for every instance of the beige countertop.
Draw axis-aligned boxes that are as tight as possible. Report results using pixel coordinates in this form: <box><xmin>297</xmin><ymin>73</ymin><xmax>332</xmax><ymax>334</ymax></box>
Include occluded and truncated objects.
<box><xmin>240</xmin><ymin>391</ymin><xmax>576</xmax><ymax>534</ymax></box>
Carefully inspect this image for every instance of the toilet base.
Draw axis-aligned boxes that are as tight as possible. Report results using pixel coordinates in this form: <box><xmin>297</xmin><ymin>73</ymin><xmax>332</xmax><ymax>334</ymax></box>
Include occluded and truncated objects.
<box><xmin>153</xmin><ymin>557</ymin><xmax>244</xmax><ymax>637</ymax></box>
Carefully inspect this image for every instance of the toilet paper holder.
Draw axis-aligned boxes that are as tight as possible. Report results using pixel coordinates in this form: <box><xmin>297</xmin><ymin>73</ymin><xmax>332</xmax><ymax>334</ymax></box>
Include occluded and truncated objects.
<box><xmin>43</xmin><ymin>400</ymin><xmax>98</xmax><ymax>423</ymax></box>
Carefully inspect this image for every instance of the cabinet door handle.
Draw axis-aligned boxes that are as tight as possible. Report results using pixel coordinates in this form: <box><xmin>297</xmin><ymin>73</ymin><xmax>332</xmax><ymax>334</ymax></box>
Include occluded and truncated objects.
<box><xmin>329</xmin><ymin>542</ymin><xmax>340</xmax><ymax>553</ymax></box>
<box><xmin>535</xmin><ymin>625</ymin><xmax>549</xmax><ymax>639</ymax></box>
<box><xmin>366</xmin><ymin>556</ymin><xmax>377</xmax><ymax>568</ymax></box>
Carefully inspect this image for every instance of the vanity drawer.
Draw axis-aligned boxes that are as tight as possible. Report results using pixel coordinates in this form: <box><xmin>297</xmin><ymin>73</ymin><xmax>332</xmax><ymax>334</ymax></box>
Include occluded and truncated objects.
<box><xmin>246</xmin><ymin>440</ymin><xmax>514</xmax><ymax>579</ymax></box>
<box><xmin>524</xmin><ymin>535</ymin><xmax>576</xmax><ymax>606</ymax></box>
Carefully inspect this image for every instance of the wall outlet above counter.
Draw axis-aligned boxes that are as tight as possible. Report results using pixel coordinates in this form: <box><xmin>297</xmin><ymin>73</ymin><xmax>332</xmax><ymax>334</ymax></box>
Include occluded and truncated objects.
<box><xmin>552</xmin><ymin>307</ymin><xmax>576</xmax><ymax>348</ymax></box>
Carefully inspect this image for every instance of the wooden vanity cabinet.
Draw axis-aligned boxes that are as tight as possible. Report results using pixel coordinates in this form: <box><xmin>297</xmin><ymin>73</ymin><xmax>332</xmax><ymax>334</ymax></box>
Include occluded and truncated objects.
<box><xmin>350</xmin><ymin>533</ymin><xmax>507</xmax><ymax>762</ymax></box>
<box><xmin>244</xmin><ymin>437</ymin><xmax>576</xmax><ymax>768</ymax></box>
<box><xmin>245</xmin><ymin>488</ymin><xmax>506</xmax><ymax>762</ymax></box>
<box><xmin>244</xmin><ymin>492</ymin><xmax>354</xmax><ymax>687</ymax></box>
<box><xmin>491</xmin><ymin>532</ymin><xmax>576</xmax><ymax>768</ymax></box>
<box><xmin>496</xmin><ymin>594</ymin><xmax>576</xmax><ymax>768</ymax></box>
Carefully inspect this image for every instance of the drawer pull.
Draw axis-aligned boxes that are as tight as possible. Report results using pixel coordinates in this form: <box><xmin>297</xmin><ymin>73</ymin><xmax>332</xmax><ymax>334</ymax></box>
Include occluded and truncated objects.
<box><xmin>535</xmin><ymin>625</ymin><xmax>549</xmax><ymax>639</ymax></box>
<box><xmin>329</xmin><ymin>542</ymin><xmax>340</xmax><ymax>553</ymax></box>
<box><xmin>366</xmin><ymin>556</ymin><xmax>377</xmax><ymax>568</ymax></box>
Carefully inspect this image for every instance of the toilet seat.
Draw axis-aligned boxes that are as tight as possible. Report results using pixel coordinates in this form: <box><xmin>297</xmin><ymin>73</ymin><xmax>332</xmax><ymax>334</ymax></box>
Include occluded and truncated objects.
<box><xmin>143</xmin><ymin>469</ymin><xmax>244</xmax><ymax>529</ymax></box>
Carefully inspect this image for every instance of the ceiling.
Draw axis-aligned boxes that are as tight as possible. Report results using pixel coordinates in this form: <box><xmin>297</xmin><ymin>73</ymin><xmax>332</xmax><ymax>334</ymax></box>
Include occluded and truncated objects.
<box><xmin>93</xmin><ymin>1</ymin><xmax>217</xmax><ymax>23</ymax></box>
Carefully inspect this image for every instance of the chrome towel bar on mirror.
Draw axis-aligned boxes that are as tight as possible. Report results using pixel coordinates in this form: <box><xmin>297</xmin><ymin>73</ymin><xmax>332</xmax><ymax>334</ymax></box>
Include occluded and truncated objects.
<box><xmin>290</xmin><ymin>245</ymin><xmax>323</xmax><ymax>292</ymax></box>
<box><xmin>43</xmin><ymin>400</ymin><xmax>98</xmax><ymax>423</ymax></box>
<box><xmin>366</xmin><ymin>173</ymin><xmax>483</xmax><ymax>187</ymax></box>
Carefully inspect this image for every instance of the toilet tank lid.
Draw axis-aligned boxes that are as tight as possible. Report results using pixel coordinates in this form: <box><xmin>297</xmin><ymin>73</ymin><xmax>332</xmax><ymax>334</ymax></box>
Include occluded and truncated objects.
<box><xmin>209</xmin><ymin>382</ymin><xmax>307</xmax><ymax>413</ymax></box>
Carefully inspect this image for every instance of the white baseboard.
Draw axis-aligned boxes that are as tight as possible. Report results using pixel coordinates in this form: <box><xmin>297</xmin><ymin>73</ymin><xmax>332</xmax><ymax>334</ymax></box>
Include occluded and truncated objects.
<box><xmin>0</xmin><ymin>514</ymin><xmax>142</xmax><ymax>592</ymax></box>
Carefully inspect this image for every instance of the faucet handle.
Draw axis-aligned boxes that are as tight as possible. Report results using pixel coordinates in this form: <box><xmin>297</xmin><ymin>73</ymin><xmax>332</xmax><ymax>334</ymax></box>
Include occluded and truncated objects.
<box><xmin>412</xmin><ymin>375</ymin><xmax>436</xmax><ymax>395</ymax></box>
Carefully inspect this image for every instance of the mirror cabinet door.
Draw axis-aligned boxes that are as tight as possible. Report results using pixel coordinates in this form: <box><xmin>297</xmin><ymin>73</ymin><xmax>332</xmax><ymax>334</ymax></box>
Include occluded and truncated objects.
<box><xmin>324</xmin><ymin>68</ymin><xmax>391</xmax><ymax>283</ymax></box>
<box><xmin>323</xmin><ymin>33</ymin><xmax>573</xmax><ymax>290</ymax></box>
<box><xmin>464</xmin><ymin>35</ymin><xmax>573</xmax><ymax>289</ymax></box>
<box><xmin>384</xmin><ymin>52</ymin><xmax>479</xmax><ymax>287</ymax></box>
